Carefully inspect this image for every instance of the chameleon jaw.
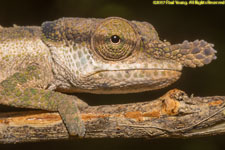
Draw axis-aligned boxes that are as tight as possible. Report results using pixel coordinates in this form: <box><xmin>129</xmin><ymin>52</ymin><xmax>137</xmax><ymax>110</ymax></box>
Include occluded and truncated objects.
<box><xmin>67</xmin><ymin>69</ymin><xmax>182</xmax><ymax>94</ymax></box>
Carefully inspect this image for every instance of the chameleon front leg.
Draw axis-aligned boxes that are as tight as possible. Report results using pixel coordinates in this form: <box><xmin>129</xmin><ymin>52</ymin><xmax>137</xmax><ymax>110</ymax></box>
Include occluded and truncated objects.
<box><xmin>0</xmin><ymin>65</ymin><xmax>86</xmax><ymax>136</ymax></box>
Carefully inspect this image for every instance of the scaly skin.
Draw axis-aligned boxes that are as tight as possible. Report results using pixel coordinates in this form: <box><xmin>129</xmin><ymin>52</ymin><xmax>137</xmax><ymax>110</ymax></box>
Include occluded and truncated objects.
<box><xmin>0</xmin><ymin>17</ymin><xmax>217</xmax><ymax>136</ymax></box>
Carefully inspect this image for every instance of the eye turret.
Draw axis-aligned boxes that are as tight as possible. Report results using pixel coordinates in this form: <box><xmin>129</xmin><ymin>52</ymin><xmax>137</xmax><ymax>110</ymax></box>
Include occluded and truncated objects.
<box><xmin>91</xmin><ymin>17</ymin><xmax>139</xmax><ymax>60</ymax></box>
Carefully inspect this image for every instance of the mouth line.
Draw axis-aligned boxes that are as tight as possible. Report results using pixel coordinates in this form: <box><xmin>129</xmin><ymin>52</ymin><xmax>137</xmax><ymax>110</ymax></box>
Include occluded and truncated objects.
<box><xmin>86</xmin><ymin>68</ymin><xmax>181</xmax><ymax>77</ymax></box>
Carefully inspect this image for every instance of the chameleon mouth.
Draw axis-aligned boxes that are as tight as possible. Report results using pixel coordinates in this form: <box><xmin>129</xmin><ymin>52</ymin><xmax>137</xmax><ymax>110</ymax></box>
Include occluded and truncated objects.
<box><xmin>86</xmin><ymin>68</ymin><xmax>181</xmax><ymax>78</ymax></box>
<box><xmin>84</xmin><ymin>58</ymin><xmax>182</xmax><ymax>78</ymax></box>
<box><xmin>77</xmin><ymin>69</ymin><xmax>182</xmax><ymax>94</ymax></box>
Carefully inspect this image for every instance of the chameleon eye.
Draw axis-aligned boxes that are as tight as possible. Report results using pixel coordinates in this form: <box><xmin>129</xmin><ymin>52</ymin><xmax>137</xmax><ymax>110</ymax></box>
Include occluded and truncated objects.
<box><xmin>110</xmin><ymin>35</ymin><xmax>120</xmax><ymax>44</ymax></box>
<box><xmin>91</xmin><ymin>17</ymin><xmax>139</xmax><ymax>60</ymax></box>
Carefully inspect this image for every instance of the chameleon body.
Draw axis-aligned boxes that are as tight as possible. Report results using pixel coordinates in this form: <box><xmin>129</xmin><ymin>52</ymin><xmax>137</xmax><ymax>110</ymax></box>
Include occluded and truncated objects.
<box><xmin>0</xmin><ymin>17</ymin><xmax>217</xmax><ymax>136</ymax></box>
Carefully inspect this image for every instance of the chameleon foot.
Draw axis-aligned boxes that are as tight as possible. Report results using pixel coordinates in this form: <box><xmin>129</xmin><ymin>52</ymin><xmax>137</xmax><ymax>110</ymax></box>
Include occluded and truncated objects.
<box><xmin>57</xmin><ymin>96</ymin><xmax>86</xmax><ymax>136</ymax></box>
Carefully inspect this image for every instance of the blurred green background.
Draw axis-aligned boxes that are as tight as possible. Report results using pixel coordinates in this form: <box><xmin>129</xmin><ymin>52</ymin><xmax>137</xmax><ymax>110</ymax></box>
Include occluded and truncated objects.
<box><xmin>0</xmin><ymin>0</ymin><xmax>225</xmax><ymax>149</ymax></box>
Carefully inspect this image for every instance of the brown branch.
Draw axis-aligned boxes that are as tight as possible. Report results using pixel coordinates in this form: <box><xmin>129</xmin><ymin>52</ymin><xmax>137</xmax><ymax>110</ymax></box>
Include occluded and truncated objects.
<box><xmin>1</xmin><ymin>89</ymin><xmax>225</xmax><ymax>144</ymax></box>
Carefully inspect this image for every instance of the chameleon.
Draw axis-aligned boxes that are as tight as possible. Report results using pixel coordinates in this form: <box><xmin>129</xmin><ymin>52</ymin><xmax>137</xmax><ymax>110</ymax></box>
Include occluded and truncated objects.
<box><xmin>0</xmin><ymin>17</ymin><xmax>217</xmax><ymax>137</ymax></box>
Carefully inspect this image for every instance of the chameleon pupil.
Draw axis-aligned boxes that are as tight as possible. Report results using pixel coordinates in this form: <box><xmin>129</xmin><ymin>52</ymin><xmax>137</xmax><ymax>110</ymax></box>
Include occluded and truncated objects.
<box><xmin>111</xmin><ymin>35</ymin><xmax>120</xmax><ymax>43</ymax></box>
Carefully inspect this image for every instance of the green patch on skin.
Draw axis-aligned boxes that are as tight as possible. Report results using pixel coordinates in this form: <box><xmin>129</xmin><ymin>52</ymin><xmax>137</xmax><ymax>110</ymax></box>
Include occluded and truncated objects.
<box><xmin>1</xmin><ymin>74</ymin><xmax>61</xmax><ymax>111</ymax></box>
<box><xmin>26</xmin><ymin>65</ymin><xmax>37</xmax><ymax>71</ymax></box>
<box><xmin>1</xmin><ymin>79</ymin><xmax>16</xmax><ymax>92</ymax></box>
<box><xmin>14</xmin><ymin>88</ymin><xmax>22</xmax><ymax>97</ymax></box>
<box><xmin>43</xmin><ymin>91</ymin><xmax>53</xmax><ymax>101</ymax></box>
<box><xmin>12</xmin><ymin>72</ymin><xmax>27</xmax><ymax>84</ymax></box>
<box><xmin>22</xmin><ymin>88</ymin><xmax>32</xmax><ymax>101</ymax></box>
<box><xmin>0</xmin><ymin>65</ymin><xmax>44</xmax><ymax>106</ymax></box>
<box><xmin>21</xmin><ymin>94</ymin><xmax>29</xmax><ymax>102</ymax></box>
<box><xmin>0</xmin><ymin>65</ymin><xmax>40</xmax><ymax>93</ymax></box>
<box><xmin>29</xmin><ymin>88</ymin><xmax>37</xmax><ymax>95</ymax></box>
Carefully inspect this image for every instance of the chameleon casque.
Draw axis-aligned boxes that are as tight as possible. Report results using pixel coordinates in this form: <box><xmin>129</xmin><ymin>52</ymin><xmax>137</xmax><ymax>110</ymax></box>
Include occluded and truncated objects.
<box><xmin>0</xmin><ymin>17</ymin><xmax>217</xmax><ymax>136</ymax></box>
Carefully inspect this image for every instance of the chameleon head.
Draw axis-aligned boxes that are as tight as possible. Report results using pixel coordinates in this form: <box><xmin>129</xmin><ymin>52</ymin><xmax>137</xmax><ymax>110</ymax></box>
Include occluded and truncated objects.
<box><xmin>42</xmin><ymin>17</ymin><xmax>217</xmax><ymax>94</ymax></box>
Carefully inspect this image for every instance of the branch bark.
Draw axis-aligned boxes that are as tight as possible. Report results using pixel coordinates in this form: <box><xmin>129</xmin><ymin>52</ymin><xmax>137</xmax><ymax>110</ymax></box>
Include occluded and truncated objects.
<box><xmin>1</xmin><ymin>89</ymin><xmax>225</xmax><ymax>144</ymax></box>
